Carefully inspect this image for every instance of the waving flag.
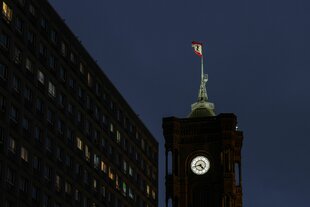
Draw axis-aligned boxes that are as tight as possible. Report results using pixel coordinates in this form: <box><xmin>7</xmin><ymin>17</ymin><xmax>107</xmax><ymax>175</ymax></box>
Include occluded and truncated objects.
<box><xmin>192</xmin><ymin>41</ymin><xmax>203</xmax><ymax>57</ymax></box>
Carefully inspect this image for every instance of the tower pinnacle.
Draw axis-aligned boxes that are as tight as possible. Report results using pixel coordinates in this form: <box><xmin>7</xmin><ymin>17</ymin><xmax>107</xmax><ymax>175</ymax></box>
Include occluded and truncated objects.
<box><xmin>189</xmin><ymin>42</ymin><xmax>215</xmax><ymax>117</ymax></box>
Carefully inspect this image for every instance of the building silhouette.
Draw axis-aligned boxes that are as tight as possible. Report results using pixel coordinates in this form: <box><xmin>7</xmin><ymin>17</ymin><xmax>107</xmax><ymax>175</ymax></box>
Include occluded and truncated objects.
<box><xmin>0</xmin><ymin>0</ymin><xmax>158</xmax><ymax>206</ymax></box>
<box><xmin>163</xmin><ymin>49</ymin><xmax>243</xmax><ymax>207</ymax></box>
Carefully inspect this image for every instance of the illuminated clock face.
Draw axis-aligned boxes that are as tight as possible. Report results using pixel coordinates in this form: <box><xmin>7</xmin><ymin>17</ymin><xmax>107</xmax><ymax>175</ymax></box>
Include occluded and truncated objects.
<box><xmin>190</xmin><ymin>156</ymin><xmax>210</xmax><ymax>175</ymax></box>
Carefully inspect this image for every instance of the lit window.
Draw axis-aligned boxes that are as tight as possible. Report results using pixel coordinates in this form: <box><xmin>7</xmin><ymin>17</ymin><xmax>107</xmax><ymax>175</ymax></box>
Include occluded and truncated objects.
<box><xmin>8</xmin><ymin>137</ymin><xmax>16</xmax><ymax>153</ymax></box>
<box><xmin>115</xmin><ymin>175</ymin><xmax>119</xmax><ymax>190</ymax></box>
<box><xmin>100</xmin><ymin>161</ymin><xmax>107</xmax><ymax>173</ymax></box>
<box><xmin>85</xmin><ymin>145</ymin><xmax>90</xmax><ymax>161</ymax></box>
<box><xmin>123</xmin><ymin>160</ymin><xmax>127</xmax><ymax>173</ymax></box>
<box><xmin>152</xmin><ymin>190</ymin><xmax>156</xmax><ymax>200</ymax></box>
<box><xmin>74</xmin><ymin>189</ymin><xmax>79</xmax><ymax>201</ymax></box>
<box><xmin>55</xmin><ymin>175</ymin><xmax>61</xmax><ymax>191</ymax></box>
<box><xmin>48</xmin><ymin>81</ymin><xmax>56</xmax><ymax>97</ymax></box>
<box><xmin>70</xmin><ymin>52</ymin><xmax>75</xmax><ymax>63</ymax></box>
<box><xmin>93</xmin><ymin>179</ymin><xmax>97</xmax><ymax>190</ymax></box>
<box><xmin>21</xmin><ymin>146</ymin><xmax>28</xmax><ymax>162</ymax></box>
<box><xmin>129</xmin><ymin>187</ymin><xmax>134</xmax><ymax>199</ymax></box>
<box><xmin>94</xmin><ymin>154</ymin><xmax>99</xmax><ymax>169</ymax></box>
<box><xmin>61</xmin><ymin>42</ymin><xmax>66</xmax><ymax>56</ymax></box>
<box><xmin>87</xmin><ymin>73</ymin><xmax>92</xmax><ymax>87</ymax></box>
<box><xmin>129</xmin><ymin>166</ymin><xmax>133</xmax><ymax>176</ymax></box>
<box><xmin>116</xmin><ymin>130</ymin><xmax>121</xmax><ymax>143</ymax></box>
<box><xmin>25</xmin><ymin>58</ymin><xmax>33</xmax><ymax>72</ymax></box>
<box><xmin>65</xmin><ymin>182</ymin><xmax>71</xmax><ymax>194</ymax></box>
<box><xmin>2</xmin><ymin>2</ymin><xmax>13</xmax><ymax>22</ymax></box>
<box><xmin>146</xmin><ymin>184</ymin><xmax>150</xmax><ymax>197</ymax></box>
<box><xmin>108</xmin><ymin>167</ymin><xmax>114</xmax><ymax>180</ymax></box>
<box><xmin>37</xmin><ymin>70</ymin><xmax>45</xmax><ymax>84</ymax></box>
<box><xmin>79</xmin><ymin>63</ymin><xmax>84</xmax><ymax>74</ymax></box>
<box><xmin>110</xmin><ymin>123</ymin><xmax>114</xmax><ymax>132</ymax></box>
<box><xmin>122</xmin><ymin>182</ymin><xmax>127</xmax><ymax>196</ymax></box>
<box><xmin>76</xmin><ymin>137</ymin><xmax>83</xmax><ymax>150</ymax></box>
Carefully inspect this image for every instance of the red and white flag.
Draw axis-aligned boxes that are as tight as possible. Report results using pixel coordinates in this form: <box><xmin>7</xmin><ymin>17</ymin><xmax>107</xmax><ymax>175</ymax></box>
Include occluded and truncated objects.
<box><xmin>192</xmin><ymin>41</ymin><xmax>203</xmax><ymax>57</ymax></box>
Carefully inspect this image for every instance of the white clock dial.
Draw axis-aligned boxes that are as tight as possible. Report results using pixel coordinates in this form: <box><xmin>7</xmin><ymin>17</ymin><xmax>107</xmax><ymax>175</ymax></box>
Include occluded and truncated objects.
<box><xmin>190</xmin><ymin>156</ymin><xmax>210</xmax><ymax>175</ymax></box>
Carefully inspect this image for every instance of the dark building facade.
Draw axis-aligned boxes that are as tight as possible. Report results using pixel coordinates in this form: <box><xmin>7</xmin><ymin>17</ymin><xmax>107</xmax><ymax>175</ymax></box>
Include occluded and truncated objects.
<box><xmin>0</xmin><ymin>0</ymin><xmax>158</xmax><ymax>207</ymax></box>
<box><xmin>163</xmin><ymin>51</ymin><xmax>243</xmax><ymax>207</ymax></box>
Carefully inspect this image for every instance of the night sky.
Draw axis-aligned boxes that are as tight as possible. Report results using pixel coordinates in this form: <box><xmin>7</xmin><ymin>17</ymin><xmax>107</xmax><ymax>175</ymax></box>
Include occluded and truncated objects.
<box><xmin>48</xmin><ymin>0</ymin><xmax>310</xmax><ymax>206</ymax></box>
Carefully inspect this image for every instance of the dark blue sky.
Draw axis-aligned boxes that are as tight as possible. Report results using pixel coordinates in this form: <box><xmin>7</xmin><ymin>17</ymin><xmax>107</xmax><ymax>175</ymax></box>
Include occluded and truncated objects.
<box><xmin>49</xmin><ymin>0</ymin><xmax>310</xmax><ymax>206</ymax></box>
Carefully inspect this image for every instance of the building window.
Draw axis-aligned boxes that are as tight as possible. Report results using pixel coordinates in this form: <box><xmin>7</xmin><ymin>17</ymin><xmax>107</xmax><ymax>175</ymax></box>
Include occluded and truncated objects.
<box><xmin>122</xmin><ymin>182</ymin><xmax>127</xmax><ymax>196</ymax></box>
<box><xmin>20</xmin><ymin>177</ymin><xmax>28</xmax><ymax>193</ymax></box>
<box><xmin>15</xmin><ymin>16</ymin><xmax>23</xmax><ymax>33</ymax></box>
<box><xmin>51</xmin><ymin>29</ymin><xmax>57</xmax><ymax>43</ymax></box>
<box><xmin>85</xmin><ymin>145</ymin><xmax>90</xmax><ymax>161</ymax></box>
<box><xmin>129</xmin><ymin>187</ymin><xmax>134</xmax><ymax>199</ymax></box>
<box><xmin>48</xmin><ymin>81</ymin><xmax>56</xmax><ymax>97</ymax></box>
<box><xmin>33</xmin><ymin>155</ymin><xmax>40</xmax><ymax>170</ymax></box>
<box><xmin>48</xmin><ymin>55</ymin><xmax>56</xmax><ymax>70</ymax></box>
<box><xmin>79</xmin><ymin>63</ymin><xmax>84</xmax><ymax>74</ymax></box>
<box><xmin>6</xmin><ymin>167</ymin><xmax>15</xmax><ymax>185</ymax></box>
<box><xmin>2</xmin><ymin>2</ymin><xmax>13</xmax><ymax>23</ymax></box>
<box><xmin>0</xmin><ymin>32</ymin><xmax>9</xmax><ymax>49</ymax></box>
<box><xmin>59</xmin><ymin>66</ymin><xmax>66</xmax><ymax>81</ymax></box>
<box><xmin>29</xmin><ymin>4</ymin><xmax>36</xmax><ymax>16</ymax></box>
<box><xmin>12</xmin><ymin>75</ymin><xmax>21</xmax><ymax>93</ymax></box>
<box><xmin>152</xmin><ymin>190</ymin><xmax>156</xmax><ymax>200</ymax></box>
<box><xmin>70</xmin><ymin>52</ymin><xmax>75</xmax><ymax>63</ymax></box>
<box><xmin>0</xmin><ymin>63</ymin><xmax>7</xmax><ymax>80</ymax></box>
<box><xmin>45</xmin><ymin>136</ymin><xmax>52</xmax><ymax>152</ymax></box>
<box><xmin>108</xmin><ymin>167</ymin><xmax>114</xmax><ymax>180</ymax></box>
<box><xmin>31</xmin><ymin>185</ymin><xmax>39</xmax><ymax>200</ymax></box>
<box><xmin>22</xmin><ymin>117</ymin><xmax>29</xmax><ymax>130</ymax></box>
<box><xmin>35</xmin><ymin>98</ymin><xmax>44</xmax><ymax>113</ymax></box>
<box><xmin>10</xmin><ymin>105</ymin><xmax>18</xmax><ymax>122</ymax></box>
<box><xmin>74</xmin><ymin>189</ymin><xmax>80</xmax><ymax>201</ymax></box>
<box><xmin>25</xmin><ymin>58</ymin><xmax>33</xmax><ymax>72</ymax></box>
<box><xmin>94</xmin><ymin>154</ymin><xmax>99</xmax><ymax>169</ymax></box>
<box><xmin>47</xmin><ymin>109</ymin><xmax>53</xmax><ymax>124</ymax></box>
<box><xmin>8</xmin><ymin>136</ymin><xmax>16</xmax><ymax>153</ymax></box>
<box><xmin>0</xmin><ymin>95</ymin><xmax>5</xmax><ymax>111</ymax></box>
<box><xmin>40</xmin><ymin>17</ymin><xmax>48</xmax><ymax>31</ymax></box>
<box><xmin>116</xmin><ymin>130</ymin><xmax>121</xmax><ymax>143</ymax></box>
<box><xmin>76</xmin><ymin>137</ymin><xmax>83</xmax><ymax>150</ymax></box>
<box><xmin>87</xmin><ymin>73</ymin><xmax>92</xmax><ymax>87</ymax></box>
<box><xmin>24</xmin><ymin>86</ymin><xmax>32</xmax><ymax>101</ymax></box>
<box><xmin>37</xmin><ymin>70</ymin><xmax>45</xmax><ymax>84</ymax></box>
<box><xmin>13</xmin><ymin>46</ymin><xmax>22</xmax><ymax>64</ymax></box>
<box><xmin>61</xmin><ymin>42</ymin><xmax>66</xmax><ymax>56</ymax></box>
<box><xmin>27</xmin><ymin>30</ymin><xmax>35</xmax><ymax>46</ymax></box>
<box><xmin>129</xmin><ymin>165</ymin><xmax>133</xmax><ymax>176</ymax></box>
<box><xmin>100</xmin><ymin>161</ymin><xmax>107</xmax><ymax>173</ymax></box>
<box><xmin>39</xmin><ymin>42</ymin><xmax>47</xmax><ymax>57</ymax></box>
<box><xmin>55</xmin><ymin>174</ymin><xmax>61</xmax><ymax>192</ymax></box>
<box><xmin>123</xmin><ymin>160</ymin><xmax>127</xmax><ymax>173</ymax></box>
<box><xmin>65</xmin><ymin>182</ymin><xmax>71</xmax><ymax>194</ymax></box>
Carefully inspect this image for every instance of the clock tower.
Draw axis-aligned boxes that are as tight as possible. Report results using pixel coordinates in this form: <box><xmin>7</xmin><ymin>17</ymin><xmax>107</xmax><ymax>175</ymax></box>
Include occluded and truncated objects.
<box><xmin>163</xmin><ymin>43</ymin><xmax>243</xmax><ymax>207</ymax></box>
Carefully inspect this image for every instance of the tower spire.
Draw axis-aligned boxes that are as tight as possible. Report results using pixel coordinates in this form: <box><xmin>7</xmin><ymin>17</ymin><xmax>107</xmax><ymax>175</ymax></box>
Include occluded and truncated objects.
<box><xmin>189</xmin><ymin>42</ymin><xmax>215</xmax><ymax>117</ymax></box>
